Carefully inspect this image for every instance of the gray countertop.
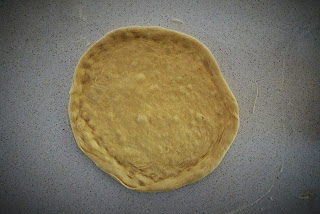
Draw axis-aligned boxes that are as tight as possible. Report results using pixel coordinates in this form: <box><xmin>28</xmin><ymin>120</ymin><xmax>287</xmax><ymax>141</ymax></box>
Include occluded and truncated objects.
<box><xmin>1</xmin><ymin>0</ymin><xmax>319</xmax><ymax>213</ymax></box>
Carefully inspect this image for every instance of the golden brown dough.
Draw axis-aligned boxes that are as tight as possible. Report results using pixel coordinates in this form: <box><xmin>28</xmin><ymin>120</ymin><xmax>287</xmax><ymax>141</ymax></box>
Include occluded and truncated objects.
<box><xmin>69</xmin><ymin>26</ymin><xmax>239</xmax><ymax>192</ymax></box>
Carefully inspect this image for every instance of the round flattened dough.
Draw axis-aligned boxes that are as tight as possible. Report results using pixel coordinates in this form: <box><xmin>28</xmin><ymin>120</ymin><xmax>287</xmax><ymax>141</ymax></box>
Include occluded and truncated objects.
<box><xmin>69</xmin><ymin>26</ymin><xmax>239</xmax><ymax>192</ymax></box>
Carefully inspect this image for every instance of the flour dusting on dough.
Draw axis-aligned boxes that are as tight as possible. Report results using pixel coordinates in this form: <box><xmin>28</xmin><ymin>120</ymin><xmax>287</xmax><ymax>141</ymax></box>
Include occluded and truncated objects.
<box><xmin>95</xmin><ymin>69</ymin><xmax>104</xmax><ymax>82</ymax></box>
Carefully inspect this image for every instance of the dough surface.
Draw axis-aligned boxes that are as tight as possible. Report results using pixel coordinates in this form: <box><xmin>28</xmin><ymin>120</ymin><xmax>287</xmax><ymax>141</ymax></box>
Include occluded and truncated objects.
<box><xmin>69</xmin><ymin>26</ymin><xmax>239</xmax><ymax>192</ymax></box>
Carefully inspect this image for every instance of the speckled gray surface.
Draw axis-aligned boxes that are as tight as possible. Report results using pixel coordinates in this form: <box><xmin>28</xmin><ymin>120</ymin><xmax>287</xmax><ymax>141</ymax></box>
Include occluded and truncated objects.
<box><xmin>1</xmin><ymin>0</ymin><xmax>319</xmax><ymax>213</ymax></box>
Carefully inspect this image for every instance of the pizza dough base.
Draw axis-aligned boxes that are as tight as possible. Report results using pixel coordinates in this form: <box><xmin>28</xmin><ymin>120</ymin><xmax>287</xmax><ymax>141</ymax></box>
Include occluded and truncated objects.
<box><xmin>69</xmin><ymin>26</ymin><xmax>239</xmax><ymax>192</ymax></box>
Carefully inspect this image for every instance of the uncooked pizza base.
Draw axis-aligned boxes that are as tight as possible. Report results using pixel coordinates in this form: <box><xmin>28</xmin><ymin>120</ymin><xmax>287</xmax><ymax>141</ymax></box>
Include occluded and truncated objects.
<box><xmin>69</xmin><ymin>26</ymin><xmax>239</xmax><ymax>192</ymax></box>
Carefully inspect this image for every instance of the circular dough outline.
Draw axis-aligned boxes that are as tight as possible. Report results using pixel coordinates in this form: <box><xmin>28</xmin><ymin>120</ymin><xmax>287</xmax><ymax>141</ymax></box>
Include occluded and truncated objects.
<box><xmin>69</xmin><ymin>26</ymin><xmax>239</xmax><ymax>192</ymax></box>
